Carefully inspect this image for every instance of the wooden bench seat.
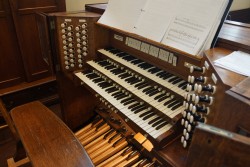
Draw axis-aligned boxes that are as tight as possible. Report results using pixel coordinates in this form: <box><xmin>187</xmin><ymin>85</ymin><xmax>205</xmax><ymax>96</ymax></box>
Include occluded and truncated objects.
<box><xmin>10</xmin><ymin>101</ymin><xmax>93</xmax><ymax>167</ymax></box>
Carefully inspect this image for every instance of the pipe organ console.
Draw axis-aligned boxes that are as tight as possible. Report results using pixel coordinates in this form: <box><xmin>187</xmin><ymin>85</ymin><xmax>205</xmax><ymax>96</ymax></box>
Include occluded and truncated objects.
<box><xmin>38</xmin><ymin>11</ymin><xmax>250</xmax><ymax>166</ymax></box>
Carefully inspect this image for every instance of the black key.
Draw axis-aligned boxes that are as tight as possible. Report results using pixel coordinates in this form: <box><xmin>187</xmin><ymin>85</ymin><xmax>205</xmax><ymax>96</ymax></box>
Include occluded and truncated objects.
<box><xmin>137</xmin><ymin>83</ymin><xmax>150</xmax><ymax>90</ymax></box>
<box><xmin>159</xmin><ymin>72</ymin><xmax>171</xmax><ymax>78</ymax></box>
<box><xmin>178</xmin><ymin>81</ymin><xmax>188</xmax><ymax>88</ymax></box>
<box><xmin>164</xmin><ymin>98</ymin><xmax>176</xmax><ymax>106</ymax></box>
<box><xmin>168</xmin><ymin>76</ymin><xmax>179</xmax><ymax>83</ymax></box>
<box><xmin>167</xmin><ymin>100</ymin><xmax>179</xmax><ymax>108</ymax></box>
<box><xmin>93</xmin><ymin>78</ymin><xmax>104</xmax><ymax>83</ymax></box>
<box><xmin>138</xmin><ymin>63</ymin><xmax>153</xmax><ymax>70</ymax></box>
<box><xmin>148</xmin><ymin>67</ymin><xmax>161</xmax><ymax>74</ymax></box>
<box><xmin>123</xmin><ymin>55</ymin><xmax>136</xmax><ymax>61</ymax></box>
<box><xmin>127</xmin><ymin>78</ymin><xmax>137</xmax><ymax>85</ymax></box>
<box><xmin>105</xmin><ymin>65</ymin><xmax>116</xmax><ymax>70</ymax></box>
<box><xmin>97</xmin><ymin>60</ymin><xmax>110</xmax><ymax>66</ymax></box>
<box><xmin>84</xmin><ymin>70</ymin><xmax>93</xmax><ymax>75</ymax></box>
<box><xmin>152</xmin><ymin>119</ymin><xmax>165</xmax><ymax>127</ymax></box>
<box><xmin>139</xmin><ymin>111</ymin><xmax>153</xmax><ymax>118</ymax></box>
<box><xmin>116</xmin><ymin>94</ymin><xmax>128</xmax><ymax>100</ymax></box>
<box><xmin>145</xmin><ymin>88</ymin><xmax>158</xmax><ymax>95</ymax></box>
<box><xmin>171</xmin><ymin>102</ymin><xmax>183</xmax><ymax>110</ymax></box>
<box><xmin>162</xmin><ymin>73</ymin><xmax>173</xmax><ymax>79</ymax></box>
<box><xmin>135</xmin><ymin>82</ymin><xmax>147</xmax><ymax>88</ymax></box>
<box><xmin>142</xmin><ymin>86</ymin><xmax>154</xmax><ymax>93</ymax></box>
<box><xmin>172</xmin><ymin>78</ymin><xmax>183</xmax><ymax>84</ymax></box>
<box><xmin>154</xmin><ymin>93</ymin><xmax>165</xmax><ymax>100</ymax></box>
<box><xmin>181</xmin><ymin>83</ymin><xmax>188</xmax><ymax>90</ymax></box>
<box><xmin>148</xmin><ymin>90</ymin><xmax>160</xmax><ymax>97</ymax></box>
<box><xmin>109</xmin><ymin>49</ymin><xmax>122</xmax><ymax>54</ymax></box>
<box><xmin>125</xmin><ymin>76</ymin><xmax>136</xmax><ymax>83</ymax></box>
<box><xmin>128</xmin><ymin>102</ymin><xmax>140</xmax><ymax>109</ymax></box>
<box><xmin>106</xmin><ymin>87</ymin><xmax>118</xmax><ymax>93</ymax></box>
<box><xmin>110</xmin><ymin>68</ymin><xmax>120</xmax><ymax>73</ymax></box>
<box><xmin>157</xmin><ymin>95</ymin><xmax>170</xmax><ymax>102</ymax></box>
<box><xmin>144</xmin><ymin>88</ymin><xmax>156</xmax><ymax>95</ymax></box>
<box><xmin>148</xmin><ymin>116</ymin><xmax>161</xmax><ymax>125</ymax></box>
<box><xmin>99</xmin><ymin>82</ymin><xmax>112</xmax><ymax>88</ymax></box>
<box><xmin>130</xmin><ymin>78</ymin><xmax>141</xmax><ymax>85</ymax></box>
<box><xmin>113</xmin><ymin>92</ymin><xmax>125</xmax><ymax>99</ymax></box>
<box><xmin>123</xmin><ymin>99</ymin><xmax>136</xmax><ymax>106</ymax></box>
<box><xmin>131</xmin><ymin>59</ymin><xmax>143</xmax><ymax>65</ymax></box>
<box><xmin>112</xmin><ymin>91</ymin><xmax>122</xmax><ymax>97</ymax></box>
<box><xmin>118</xmin><ymin>73</ymin><xmax>131</xmax><ymax>79</ymax></box>
<box><xmin>142</xmin><ymin>113</ymin><xmax>155</xmax><ymax>120</ymax></box>
<box><xmin>134</xmin><ymin>106</ymin><xmax>147</xmax><ymax>114</ymax></box>
<box><xmin>131</xmin><ymin>104</ymin><xmax>143</xmax><ymax>112</ymax></box>
<box><xmin>116</xmin><ymin>52</ymin><xmax>129</xmax><ymax>57</ymax></box>
<box><xmin>86</xmin><ymin>73</ymin><xmax>99</xmax><ymax>79</ymax></box>
<box><xmin>104</xmin><ymin>47</ymin><xmax>115</xmax><ymax>51</ymax></box>
<box><xmin>111</xmin><ymin>68</ymin><xmax>125</xmax><ymax>75</ymax></box>
<box><xmin>121</xmin><ymin>97</ymin><xmax>133</xmax><ymax>104</ymax></box>
<box><xmin>156</xmin><ymin>71</ymin><xmax>167</xmax><ymax>77</ymax></box>
<box><xmin>155</xmin><ymin>121</ymin><xmax>168</xmax><ymax>130</ymax></box>
<box><xmin>114</xmin><ymin>93</ymin><xmax>126</xmax><ymax>100</ymax></box>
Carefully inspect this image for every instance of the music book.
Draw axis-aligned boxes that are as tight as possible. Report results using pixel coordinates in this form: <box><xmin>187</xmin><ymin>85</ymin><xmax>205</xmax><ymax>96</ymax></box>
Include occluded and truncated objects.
<box><xmin>98</xmin><ymin>0</ymin><xmax>233</xmax><ymax>56</ymax></box>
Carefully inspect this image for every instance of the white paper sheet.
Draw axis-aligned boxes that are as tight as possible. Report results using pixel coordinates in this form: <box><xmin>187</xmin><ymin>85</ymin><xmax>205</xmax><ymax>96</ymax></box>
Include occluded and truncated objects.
<box><xmin>132</xmin><ymin>0</ymin><xmax>178</xmax><ymax>42</ymax></box>
<box><xmin>161</xmin><ymin>0</ymin><xmax>227</xmax><ymax>55</ymax></box>
<box><xmin>98</xmin><ymin>0</ymin><xmax>229</xmax><ymax>56</ymax></box>
<box><xmin>214</xmin><ymin>51</ymin><xmax>250</xmax><ymax>76</ymax></box>
<box><xmin>98</xmin><ymin>0</ymin><xmax>148</xmax><ymax>32</ymax></box>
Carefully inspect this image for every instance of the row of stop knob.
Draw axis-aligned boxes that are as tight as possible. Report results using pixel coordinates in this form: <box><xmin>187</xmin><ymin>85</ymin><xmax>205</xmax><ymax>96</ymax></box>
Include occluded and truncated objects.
<box><xmin>60</xmin><ymin>21</ymin><xmax>89</xmax><ymax>69</ymax></box>
<box><xmin>180</xmin><ymin>64</ymin><xmax>214</xmax><ymax>148</ymax></box>
<box><xmin>187</xmin><ymin>75</ymin><xmax>216</xmax><ymax>94</ymax></box>
<box><xmin>61</xmin><ymin>22</ymin><xmax>87</xmax><ymax>29</ymax></box>
<box><xmin>184</xmin><ymin>93</ymin><xmax>213</xmax><ymax>105</ymax></box>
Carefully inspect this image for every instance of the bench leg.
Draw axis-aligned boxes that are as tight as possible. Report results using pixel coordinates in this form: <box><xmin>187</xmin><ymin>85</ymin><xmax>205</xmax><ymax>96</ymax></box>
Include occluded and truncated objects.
<box><xmin>7</xmin><ymin>157</ymin><xmax>30</xmax><ymax>167</ymax></box>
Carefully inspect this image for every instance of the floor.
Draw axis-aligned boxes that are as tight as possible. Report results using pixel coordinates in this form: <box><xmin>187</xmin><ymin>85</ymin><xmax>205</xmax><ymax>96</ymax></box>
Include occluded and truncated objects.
<box><xmin>0</xmin><ymin>103</ymin><xmax>61</xmax><ymax>167</ymax></box>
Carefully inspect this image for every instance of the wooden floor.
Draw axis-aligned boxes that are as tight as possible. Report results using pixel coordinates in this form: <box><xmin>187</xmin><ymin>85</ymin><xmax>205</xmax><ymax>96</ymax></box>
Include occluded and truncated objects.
<box><xmin>0</xmin><ymin>103</ymin><xmax>61</xmax><ymax>167</ymax></box>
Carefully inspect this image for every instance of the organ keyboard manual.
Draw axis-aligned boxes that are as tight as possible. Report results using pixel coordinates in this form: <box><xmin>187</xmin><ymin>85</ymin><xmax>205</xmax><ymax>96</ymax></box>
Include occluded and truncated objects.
<box><xmin>98</xmin><ymin>0</ymin><xmax>233</xmax><ymax>56</ymax></box>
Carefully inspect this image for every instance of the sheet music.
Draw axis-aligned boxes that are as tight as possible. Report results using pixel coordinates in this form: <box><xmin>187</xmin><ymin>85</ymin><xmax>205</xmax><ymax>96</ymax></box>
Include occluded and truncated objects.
<box><xmin>133</xmin><ymin>0</ymin><xmax>178</xmax><ymax>42</ymax></box>
<box><xmin>214</xmin><ymin>51</ymin><xmax>250</xmax><ymax>77</ymax></box>
<box><xmin>161</xmin><ymin>0</ymin><xmax>227</xmax><ymax>55</ymax></box>
<box><xmin>98</xmin><ymin>0</ymin><xmax>148</xmax><ymax>32</ymax></box>
<box><xmin>98</xmin><ymin>0</ymin><xmax>229</xmax><ymax>56</ymax></box>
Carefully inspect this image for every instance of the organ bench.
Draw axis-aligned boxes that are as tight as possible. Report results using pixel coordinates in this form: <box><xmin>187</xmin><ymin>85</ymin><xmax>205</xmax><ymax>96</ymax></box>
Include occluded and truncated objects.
<box><xmin>8</xmin><ymin>101</ymin><xmax>93</xmax><ymax>167</ymax></box>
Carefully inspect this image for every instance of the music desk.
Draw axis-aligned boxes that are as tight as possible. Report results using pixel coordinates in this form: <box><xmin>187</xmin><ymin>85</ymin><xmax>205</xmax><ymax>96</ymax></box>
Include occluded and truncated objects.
<box><xmin>10</xmin><ymin>101</ymin><xmax>93</xmax><ymax>167</ymax></box>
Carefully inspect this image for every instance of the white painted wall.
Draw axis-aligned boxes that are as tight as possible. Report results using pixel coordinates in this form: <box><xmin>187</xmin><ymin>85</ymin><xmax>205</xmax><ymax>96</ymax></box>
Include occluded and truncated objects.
<box><xmin>230</xmin><ymin>0</ymin><xmax>250</xmax><ymax>11</ymax></box>
<box><xmin>66</xmin><ymin>0</ymin><xmax>250</xmax><ymax>12</ymax></box>
<box><xmin>66</xmin><ymin>0</ymin><xmax>108</xmax><ymax>11</ymax></box>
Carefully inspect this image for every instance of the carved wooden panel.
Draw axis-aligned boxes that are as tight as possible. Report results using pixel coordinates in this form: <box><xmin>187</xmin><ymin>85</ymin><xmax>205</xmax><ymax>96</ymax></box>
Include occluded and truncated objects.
<box><xmin>9</xmin><ymin>0</ymin><xmax>65</xmax><ymax>82</ymax></box>
<box><xmin>0</xmin><ymin>0</ymin><xmax>25</xmax><ymax>89</ymax></box>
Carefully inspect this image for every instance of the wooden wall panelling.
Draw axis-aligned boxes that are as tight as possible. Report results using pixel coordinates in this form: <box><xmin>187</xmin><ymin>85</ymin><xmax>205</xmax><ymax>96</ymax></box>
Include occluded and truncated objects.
<box><xmin>36</xmin><ymin>12</ymin><xmax>54</xmax><ymax>75</ymax></box>
<box><xmin>187</xmin><ymin>123</ymin><xmax>250</xmax><ymax>167</ymax></box>
<box><xmin>217</xmin><ymin>21</ymin><xmax>250</xmax><ymax>54</ymax></box>
<box><xmin>0</xmin><ymin>0</ymin><xmax>25</xmax><ymax>89</ymax></box>
<box><xmin>228</xmin><ymin>8</ymin><xmax>250</xmax><ymax>23</ymax></box>
<box><xmin>56</xmin><ymin>73</ymin><xmax>97</xmax><ymax>130</ymax></box>
<box><xmin>8</xmin><ymin>0</ymin><xmax>66</xmax><ymax>82</ymax></box>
